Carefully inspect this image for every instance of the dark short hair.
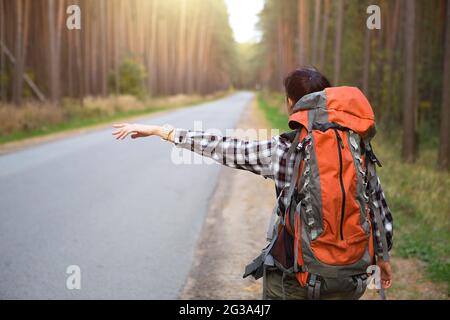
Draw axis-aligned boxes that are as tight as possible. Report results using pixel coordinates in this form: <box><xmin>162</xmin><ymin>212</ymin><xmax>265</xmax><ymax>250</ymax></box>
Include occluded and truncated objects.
<box><xmin>283</xmin><ymin>67</ymin><xmax>331</xmax><ymax>104</ymax></box>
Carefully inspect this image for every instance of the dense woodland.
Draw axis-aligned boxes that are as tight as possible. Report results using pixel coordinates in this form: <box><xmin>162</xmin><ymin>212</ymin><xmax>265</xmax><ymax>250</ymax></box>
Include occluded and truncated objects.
<box><xmin>0</xmin><ymin>0</ymin><xmax>234</xmax><ymax>102</ymax></box>
<box><xmin>256</xmin><ymin>0</ymin><xmax>449</xmax><ymax>169</ymax></box>
<box><xmin>0</xmin><ymin>0</ymin><xmax>449</xmax><ymax>169</ymax></box>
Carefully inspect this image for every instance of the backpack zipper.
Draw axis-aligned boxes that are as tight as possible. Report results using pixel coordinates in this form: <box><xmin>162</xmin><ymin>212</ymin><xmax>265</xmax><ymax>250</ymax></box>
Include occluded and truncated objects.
<box><xmin>333</xmin><ymin>129</ymin><xmax>346</xmax><ymax>240</ymax></box>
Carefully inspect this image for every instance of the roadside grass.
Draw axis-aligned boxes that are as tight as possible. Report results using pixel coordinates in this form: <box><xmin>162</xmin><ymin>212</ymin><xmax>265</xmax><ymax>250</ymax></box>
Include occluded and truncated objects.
<box><xmin>0</xmin><ymin>91</ymin><xmax>230</xmax><ymax>145</ymax></box>
<box><xmin>257</xmin><ymin>91</ymin><xmax>450</xmax><ymax>290</ymax></box>
<box><xmin>373</xmin><ymin>127</ymin><xmax>450</xmax><ymax>289</ymax></box>
<box><xmin>257</xmin><ymin>91</ymin><xmax>290</xmax><ymax>132</ymax></box>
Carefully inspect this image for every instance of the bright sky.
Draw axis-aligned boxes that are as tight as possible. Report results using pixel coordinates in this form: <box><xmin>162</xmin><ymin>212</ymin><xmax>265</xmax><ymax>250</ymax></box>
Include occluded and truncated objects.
<box><xmin>224</xmin><ymin>0</ymin><xmax>265</xmax><ymax>43</ymax></box>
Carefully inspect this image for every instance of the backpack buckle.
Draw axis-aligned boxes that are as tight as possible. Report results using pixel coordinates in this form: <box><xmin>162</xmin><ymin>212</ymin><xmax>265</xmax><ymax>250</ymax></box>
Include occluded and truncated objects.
<box><xmin>307</xmin><ymin>274</ymin><xmax>322</xmax><ymax>300</ymax></box>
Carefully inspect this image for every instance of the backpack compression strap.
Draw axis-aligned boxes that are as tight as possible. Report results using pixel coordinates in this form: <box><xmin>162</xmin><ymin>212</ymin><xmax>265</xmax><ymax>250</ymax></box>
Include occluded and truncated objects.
<box><xmin>244</xmin><ymin>129</ymin><xmax>308</xmax><ymax>280</ymax></box>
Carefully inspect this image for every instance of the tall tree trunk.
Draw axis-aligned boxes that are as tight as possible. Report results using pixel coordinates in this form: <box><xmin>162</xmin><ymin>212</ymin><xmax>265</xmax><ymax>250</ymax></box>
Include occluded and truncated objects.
<box><xmin>0</xmin><ymin>0</ymin><xmax>6</xmax><ymax>102</ymax></box>
<box><xmin>333</xmin><ymin>0</ymin><xmax>344</xmax><ymax>85</ymax></box>
<box><xmin>318</xmin><ymin>0</ymin><xmax>331</xmax><ymax>71</ymax></box>
<box><xmin>159</xmin><ymin>19</ymin><xmax>169</xmax><ymax>95</ymax></box>
<box><xmin>362</xmin><ymin>26</ymin><xmax>371</xmax><ymax>97</ymax></box>
<box><xmin>277</xmin><ymin>15</ymin><xmax>286</xmax><ymax>90</ymax></box>
<box><xmin>100</xmin><ymin>0</ymin><xmax>108</xmax><ymax>96</ymax></box>
<box><xmin>47</xmin><ymin>0</ymin><xmax>60</xmax><ymax>103</ymax></box>
<box><xmin>83</xmin><ymin>0</ymin><xmax>90</xmax><ymax>96</ymax></box>
<box><xmin>402</xmin><ymin>0</ymin><xmax>417</xmax><ymax>163</ymax></box>
<box><xmin>12</xmin><ymin>0</ymin><xmax>24</xmax><ymax>106</ymax></box>
<box><xmin>186</xmin><ymin>3</ymin><xmax>200</xmax><ymax>94</ymax></box>
<box><xmin>374</xmin><ymin>27</ymin><xmax>384</xmax><ymax>117</ymax></box>
<box><xmin>386</xmin><ymin>0</ymin><xmax>401</xmax><ymax>123</ymax></box>
<box><xmin>283</xmin><ymin>3</ymin><xmax>295</xmax><ymax>72</ymax></box>
<box><xmin>90</xmin><ymin>4</ymin><xmax>98</xmax><ymax>94</ymax></box>
<box><xmin>146</xmin><ymin>0</ymin><xmax>158</xmax><ymax>95</ymax></box>
<box><xmin>196</xmin><ymin>4</ymin><xmax>212</xmax><ymax>93</ymax></box>
<box><xmin>438</xmin><ymin>0</ymin><xmax>450</xmax><ymax>170</ymax></box>
<box><xmin>55</xmin><ymin>0</ymin><xmax>64</xmax><ymax>94</ymax></box>
<box><xmin>68</xmin><ymin>31</ymin><xmax>74</xmax><ymax>97</ymax></box>
<box><xmin>75</xmin><ymin>0</ymin><xmax>84</xmax><ymax>106</ymax></box>
<box><xmin>297</xmin><ymin>0</ymin><xmax>309</xmax><ymax>65</ymax></box>
<box><xmin>200</xmin><ymin>13</ymin><xmax>213</xmax><ymax>94</ymax></box>
<box><xmin>175</xmin><ymin>0</ymin><xmax>187</xmax><ymax>93</ymax></box>
<box><xmin>311</xmin><ymin>0</ymin><xmax>321</xmax><ymax>65</ymax></box>
<box><xmin>114</xmin><ymin>0</ymin><xmax>121</xmax><ymax>95</ymax></box>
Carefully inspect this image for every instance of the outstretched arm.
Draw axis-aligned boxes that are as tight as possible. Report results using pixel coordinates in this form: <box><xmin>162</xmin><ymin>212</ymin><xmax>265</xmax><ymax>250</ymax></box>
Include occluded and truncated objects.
<box><xmin>112</xmin><ymin>123</ymin><xmax>276</xmax><ymax>178</ymax></box>
<box><xmin>173</xmin><ymin>128</ymin><xmax>276</xmax><ymax>177</ymax></box>
<box><xmin>112</xmin><ymin>123</ymin><xmax>176</xmax><ymax>141</ymax></box>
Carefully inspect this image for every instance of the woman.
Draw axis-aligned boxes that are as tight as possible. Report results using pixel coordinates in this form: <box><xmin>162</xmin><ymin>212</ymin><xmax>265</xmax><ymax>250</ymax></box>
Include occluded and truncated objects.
<box><xmin>112</xmin><ymin>67</ymin><xmax>393</xmax><ymax>300</ymax></box>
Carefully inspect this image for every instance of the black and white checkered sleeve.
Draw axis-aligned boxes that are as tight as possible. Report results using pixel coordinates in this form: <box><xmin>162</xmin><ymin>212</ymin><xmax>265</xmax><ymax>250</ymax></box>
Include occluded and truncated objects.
<box><xmin>369</xmin><ymin>176</ymin><xmax>394</xmax><ymax>257</ymax></box>
<box><xmin>376</xmin><ymin>177</ymin><xmax>394</xmax><ymax>251</ymax></box>
<box><xmin>173</xmin><ymin>128</ymin><xmax>276</xmax><ymax>177</ymax></box>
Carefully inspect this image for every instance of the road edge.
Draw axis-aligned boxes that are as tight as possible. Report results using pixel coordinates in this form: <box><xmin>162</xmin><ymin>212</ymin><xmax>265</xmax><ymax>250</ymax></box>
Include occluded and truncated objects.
<box><xmin>0</xmin><ymin>92</ymin><xmax>235</xmax><ymax>156</ymax></box>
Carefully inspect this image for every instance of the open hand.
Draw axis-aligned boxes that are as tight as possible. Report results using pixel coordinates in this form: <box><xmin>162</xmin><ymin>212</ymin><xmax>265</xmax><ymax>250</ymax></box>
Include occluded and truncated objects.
<box><xmin>112</xmin><ymin>123</ymin><xmax>157</xmax><ymax>140</ymax></box>
<box><xmin>377</xmin><ymin>259</ymin><xmax>393</xmax><ymax>289</ymax></box>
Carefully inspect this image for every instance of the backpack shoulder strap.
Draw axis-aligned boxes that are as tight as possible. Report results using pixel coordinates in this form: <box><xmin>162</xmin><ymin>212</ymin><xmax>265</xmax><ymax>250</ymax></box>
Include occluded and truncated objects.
<box><xmin>363</xmin><ymin>141</ymin><xmax>389</xmax><ymax>262</ymax></box>
<box><xmin>266</xmin><ymin>129</ymin><xmax>308</xmax><ymax>241</ymax></box>
<box><xmin>243</xmin><ymin>129</ymin><xmax>309</xmax><ymax>280</ymax></box>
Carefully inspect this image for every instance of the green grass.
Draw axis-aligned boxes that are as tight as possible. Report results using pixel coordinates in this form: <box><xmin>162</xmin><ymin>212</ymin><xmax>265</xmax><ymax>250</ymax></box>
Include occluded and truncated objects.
<box><xmin>257</xmin><ymin>91</ymin><xmax>450</xmax><ymax>290</ymax></box>
<box><xmin>257</xmin><ymin>91</ymin><xmax>290</xmax><ymax>132</ymax></box>
<box><xmin>0</xmin><ymin>105</ymin><xmax>165</xmax><ymax>145</ymax></box>
<box><xmin>0</xmin><ymin>92</ymin><xmax>229</xmax><ymax>145</ymax></box>
<box><xmin>373</xmin><ymin>129</ymin><xmax>450</xmax><ymax>289</ymax></box>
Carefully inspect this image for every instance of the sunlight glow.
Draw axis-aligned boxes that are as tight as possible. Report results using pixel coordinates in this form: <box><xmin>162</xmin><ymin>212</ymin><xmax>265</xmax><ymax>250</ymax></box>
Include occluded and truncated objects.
<box><xmin>224</xmin><ymin>0</ymin><xmax>264</xmax><ymax>43</ymax></box>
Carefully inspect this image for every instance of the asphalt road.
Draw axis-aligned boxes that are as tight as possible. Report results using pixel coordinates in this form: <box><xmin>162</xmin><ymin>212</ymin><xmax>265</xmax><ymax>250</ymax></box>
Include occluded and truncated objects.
<box><xmin>0</xmin><ymin>91</ymin><xmax>253</xmax><ymax>299</ymax></box>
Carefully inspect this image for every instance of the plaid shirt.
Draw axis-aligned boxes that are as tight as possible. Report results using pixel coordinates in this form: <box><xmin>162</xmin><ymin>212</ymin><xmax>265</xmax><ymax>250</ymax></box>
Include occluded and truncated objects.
<box><xmin>173</xmin><ymin>128</ymin><xmax>393</xmax><ymax>257</ymax></box>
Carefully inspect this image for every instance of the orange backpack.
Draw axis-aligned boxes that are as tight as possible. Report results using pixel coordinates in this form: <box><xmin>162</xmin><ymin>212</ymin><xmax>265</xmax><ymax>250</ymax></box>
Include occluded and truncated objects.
<box><xmin>244</xmin><ymin>87</ymin><xmax>389</xmax><ymax>299</ymax></box>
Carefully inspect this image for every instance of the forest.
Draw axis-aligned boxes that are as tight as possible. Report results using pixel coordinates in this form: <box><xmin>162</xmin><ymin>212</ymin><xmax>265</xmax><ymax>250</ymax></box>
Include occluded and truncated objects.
<box><xmin>0</xmin><ymin>0</ymin><xmax>234</xmax><ymax>100</ymax></box>
<box><xmin>0</xmin><ymin>0</ymin><xmax>449</xmax><ymax>297</ymax></box>
<box><xmin>1</xmin><ymin>0</ymin><xmax>448</xmax><ymax>170</ymax></box>
<box><xmin>254</xmin><ymin>0</ymin><xmax>449</xmax><ymax>171</ymax></box>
